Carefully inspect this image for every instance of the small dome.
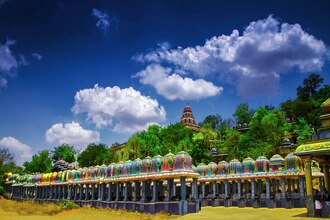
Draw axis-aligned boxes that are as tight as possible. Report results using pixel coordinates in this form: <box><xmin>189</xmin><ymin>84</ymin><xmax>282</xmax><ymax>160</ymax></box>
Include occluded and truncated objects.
<box><xmin>86</xmin><ymin>168</ymin><xmax>91</xmax><ymax>179</ymax></box>
<box><xmin>206</xmin><ymin>162</ymin><xmax>218</xmax><ymax>176</ymax></box>
<box><xmin>79</xmin><ymin>168</ymin><xmax>86</xmax><ymax>180</ymax></box>
<box><xmin>33</xmin><ymin>174</ymin><xmax>41</xmax><ymax>184</ymax></box>
<box><xmin>255</xmin><ymin>156</ymin><xmax>269</xmax><ymax>172</ymax></box>
<box><xmin>162</xmin><ymin>151</ymin><xmax>175</xmax><ymax>172</ymax></box>
<box><xmin>94</xmin><ymin>166</ymin><xmax>101</xmax><ymax>178</ymax></box>
<box><xmin>106</xmin><ymin>163</ymin><xmax>115</xmax><ymax>178</ymax></box>
<box><xmin>151</xmin><ymin>155</ymin><xmax>163</xmax><ymax>173</ymax></box>
<box><xmin>8</xmin><ymin>173</ymin><xmax>17</xmax><ymax>182</ymax></box>
<box><xmin>56</xmin><ymin>171</ymin><xmax>62</xmax><ymax>182</ymax></box>
<box><xmin>141</xmin><ymin>156</ymin><xmax>152</xmax><ymax>173</ymax></box>
<box><xmin>211</xmin><ymin>148</ymin><xmax>218</xmax><ymax>156</ymax></box>
<box><xmin>4</xmin><ymin>173</ymin><xmax>12</xmax><ymax>182</ymax></box>
<box><xmin>131</xmin><ymin>158</ymin><xmax>141</xmax><ymax>175</ymax></box>
<box><xmin>123</xmin><ymin>160</ymin><xmax>132</xmax><ymax>175</ymax></box>
<box><xmin>242</xmin><ymin>157</ymin><xmax>256</xmax><ymax>174</ymax></box>
<box><xmin>50</xmin><ymin>172</ymin><xmax>56</xmax><ymax>183</ymax></box>
<box><xmin>197</xmin><ymin>163</ymin><xmax>207</xmax><ymax>176</ymax></box>
<box><xmin>269</xmin><ymin>154</ymin><xmax>285</xmax><ymax>172</ymax></box>
<box><xmin>115</xmin><ymin>161</ymin><xmax>124</xmax><ymax>176</ymax></box>
<box><xmin>228</xmin><ymin>159</ymin><xmax>242</xmax><ymax>174</ymax></box>
<box><xmin>282</xmin><ymin>138</ymin><xmax>291</xmax><ymax>146</ymax></box>
<box><xmin>99</xmin><ymin>164</ymin><xmax>107</xmax><ymax>178</ymax></box>
<box><xmin>285</xmin><ymin>153</ymin><xmax>302</xmax><ymax>171</ymax></box>
<box><xmin>74</xmin><ymin>169</ymin><xmax>81</xmax><ymax>181</ymax></box>
<box><xmin>218</xmin><ymin>161</ymin><xmax>229</xmax><ymax>175</ymax></box>
<box><xmin>173</xmin><ymin>151</ymin><xmax>192</xmax><ymax>171</ymax></box>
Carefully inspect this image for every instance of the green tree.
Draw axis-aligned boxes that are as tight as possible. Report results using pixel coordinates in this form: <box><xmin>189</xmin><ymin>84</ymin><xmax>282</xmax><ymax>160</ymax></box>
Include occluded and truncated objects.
<box><xmin>249</xmin><ymin>107</ymin><xmax>269</xmax><ymax>140</ymax></box>
<box><xmin>77</xmin><ymin>143</ymin><xmax>115</xmax><ymax>167</ymax></box>
<box><xmin>294</xmin><ymin>118</ymin><xmax>313</xmax><ymax>145</ymax></box>
<box><xmin>233</xmin><ymin>103</ymin><xmax>255</xmax><ymax>125</ymax></box>
<box><xmin>189</xmin><ymin>132</ymin><xmax>212</xmax><ymax>165</ymax></box>
<box><xmin>0</xmin><ymin>148</ymin><xmax>24</xmax><ymax>188</ymax></box>
<box><xmin>218</xmin><ymin>118</ymin><xmax>234</xmax><ymax>139</ymax></box>
<box><xmin>199</xmin><ymin>114</ymin><xmax>222</xmax><ymax>130</ymax></box>
<box><xmin>297</xmin><ymin>73</ymin><xmax>324</xmax><ymax>100</ymax></box>
<box><xmin>23</xmin><ymin>150</ymin><xmax>52</xmax><ymax>173</ymax></box>
<box><xmin>222</xmin><ymin>129</ymin><xmax>242</xmax><ymax>159</ymax></box>
<box><xmin>261</xmin><ymin>109</ymin><xmax>291</xmax><ymax>154</ymax></box>
<box><xmin>138</xmin><ymin>124</ymin><xmax>162</xmax><ymax>157</ymax></box>
<box><xmin>123</xmin><ymin>134</ymin><xmax>144</xmax><ymax>161</ymax></box>
<box><xmin>51</xmin><ymin>144</ymin><xmax>76</xmax><ymax>163</ymax></box>
<box><xmin>160</xmin><ymin>123</ymin><xmax>194</xmax><ymax>155</ymax></box>
<box><xmin>281</xmin><ymin>73</ymin><xmax>330</xmax><ymax>132</ymax></box>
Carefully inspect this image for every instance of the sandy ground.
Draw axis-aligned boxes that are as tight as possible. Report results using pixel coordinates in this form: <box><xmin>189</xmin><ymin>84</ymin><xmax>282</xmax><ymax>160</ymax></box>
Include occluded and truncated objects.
<box><xmin>0</xmin><ymin>199</ymin><xmax>322</xmax><ymax>220</ymax></box>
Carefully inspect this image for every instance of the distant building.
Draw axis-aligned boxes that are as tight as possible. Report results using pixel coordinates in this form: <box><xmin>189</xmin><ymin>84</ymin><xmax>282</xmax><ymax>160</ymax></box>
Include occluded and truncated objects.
<box><xmin>180</xmin><ymin>104</ymin><xmax>200</xmax><ymax>131</ymax></box>
<box><xmin>111</xmin><ymin>142</ymin><xmax>126</xmax><ymax>159</ymax></box>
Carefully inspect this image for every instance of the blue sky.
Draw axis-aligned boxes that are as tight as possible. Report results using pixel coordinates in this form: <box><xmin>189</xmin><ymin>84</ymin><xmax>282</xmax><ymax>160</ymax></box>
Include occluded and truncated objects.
<box><xmin>0</xmin><ymin>0</ymin><xmax>330</xmax><ymax>165</ymax></box>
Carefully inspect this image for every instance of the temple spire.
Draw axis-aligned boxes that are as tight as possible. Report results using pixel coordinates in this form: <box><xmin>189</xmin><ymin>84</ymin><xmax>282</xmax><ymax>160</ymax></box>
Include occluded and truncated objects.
<box><xmin>180</xmin><ymin>104</ymin><xmax>200</xmax><ymax>131</ymax></box>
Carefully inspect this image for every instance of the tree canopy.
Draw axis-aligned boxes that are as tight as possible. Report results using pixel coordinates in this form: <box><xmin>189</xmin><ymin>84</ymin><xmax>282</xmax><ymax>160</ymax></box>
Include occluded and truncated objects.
<box><xmin>0</xmin><ymin>148</ymin><xmax>24</xmax><ymax>188</ymax></box>
<box><xmin>51</xmin><ymin>144</ymin><xmax>76</xmax><ymax>163</ymax></box>
<box><xmin>77</xmin><ymin>143</ymin><xmax>116</xmax><ymax>167</ymax></box>
<box><xmin>23</xmin><ymin>150</ymin><xmax>52</xmax><ymax>174</ymax></box>
<box><xmin>281</xmin><ymin>73</ymin><xmax>330</xmax><ymax>132</ymax></box>
<box><xmin>233</xmin><ymin>103</ymin><xmax>255</xmax><ymax>125</ymax></box>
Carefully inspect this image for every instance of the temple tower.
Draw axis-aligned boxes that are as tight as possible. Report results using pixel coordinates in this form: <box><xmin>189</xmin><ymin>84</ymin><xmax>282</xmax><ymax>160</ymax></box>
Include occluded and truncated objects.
<box><xmin>180</xmin><ymin>104</ymin><xmax>200</xmax><ymax>131</ymax></box>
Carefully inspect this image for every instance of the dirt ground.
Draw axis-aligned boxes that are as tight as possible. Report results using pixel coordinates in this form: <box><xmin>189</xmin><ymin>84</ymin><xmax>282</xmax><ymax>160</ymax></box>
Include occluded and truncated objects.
<box><xmin>0</xmin><ymin>199</ymin><xmax>322</xmax><ymax>220</ymax></box>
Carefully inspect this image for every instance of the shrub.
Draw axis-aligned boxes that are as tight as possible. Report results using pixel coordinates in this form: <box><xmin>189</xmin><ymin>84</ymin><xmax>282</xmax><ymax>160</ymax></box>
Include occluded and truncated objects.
<box><xmin>57</xmin><ymin>199</ymin><xmax>79</xmax><ymax>210</ymax></box>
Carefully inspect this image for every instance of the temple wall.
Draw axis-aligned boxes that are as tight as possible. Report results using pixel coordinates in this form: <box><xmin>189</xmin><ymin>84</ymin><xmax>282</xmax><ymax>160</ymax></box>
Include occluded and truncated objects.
<box><xmin>4</xmin><ymin>152</ymin><xmax>325</xmax><ymax>215</ymax></box>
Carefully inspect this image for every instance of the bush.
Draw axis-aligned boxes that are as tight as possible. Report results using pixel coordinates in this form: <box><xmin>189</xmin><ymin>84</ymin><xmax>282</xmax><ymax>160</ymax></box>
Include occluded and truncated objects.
<box><xmin>57</xmin><ymin>199</ymin><xmax>79</xmax><ymax>210</ymax></box>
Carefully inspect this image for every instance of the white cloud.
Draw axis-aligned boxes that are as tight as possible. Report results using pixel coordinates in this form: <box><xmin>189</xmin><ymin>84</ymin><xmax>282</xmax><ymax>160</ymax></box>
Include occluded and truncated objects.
<box><xmin>135</xmin><ymin>64</ymin><xmax>222</xmax><ymax>100</ymax></box>
<box><xmin>0</xmin><ymin>76</ymin><xmax>7</xmax><ymax>89</ymax></box>
<box><xmin>0</xmin><ymin>40</ymin><xmax>18</xmax><ymax>73</ymax></box>
<box><xmin>92</xmin><ymin>8</ymin><xmax>110</xmax><ymax>32</ymax></box>
<box><xmin>0</xmin><ymin>136</ymin><xmax>33</xmax><ymax>166</ymax></box>
<box><xmin>32</xmin><ymin>52</ymin><xmax>43</xmax><ymax>61</ymax></box>
<box><xmin>71</xmin><ymin>85</ymin><xmax>166</xmax><ymax>134</ymax></box>
<box><xmin>134</xmin><ymin>15</ymin><xmax>327</xmax><ymax>98</ymax></box>
<box><xmin>0</xmin><ymin>39</ymin><xmax>28</xmax><ymax>89</ymax></box>
<box><xmin>45</xmin><ymin>121</ymin><xmax>100</xmax><ymax>149</ymax></box>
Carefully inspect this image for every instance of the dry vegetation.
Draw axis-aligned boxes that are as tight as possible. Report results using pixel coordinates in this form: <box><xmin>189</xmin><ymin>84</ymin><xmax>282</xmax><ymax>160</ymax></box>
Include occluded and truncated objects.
<box><xmin>0</xmin><ymin>198</ymin><xmax>175</xmax><ymax>220</ymax></box>
<box><xmin>0</xmin><ymin>198</ymin><xmax>322</xmax><ymax>220</ymax></box>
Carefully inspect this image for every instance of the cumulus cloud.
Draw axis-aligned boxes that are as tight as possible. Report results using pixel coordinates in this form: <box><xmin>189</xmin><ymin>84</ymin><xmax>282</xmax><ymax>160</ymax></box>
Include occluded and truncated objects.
<box><xmin>32</xmin><ymin>53</ymin><xmax>43</xmax><ymax>61</ymax></box>
<box><xmin>0</xmin><ymin>39</ymin><xmax>28</xmax><ymax>89</ymax></box>
<box><xmin>135</xmin><ymin>64</ymin><xmax>222</xmax><ymax>100</ymax></box>
<box><xmin>134</xmin><ymin>15</ymin><xmax>328</xmax><ymax>98</ymax></box>
<box><xmin>45</xmin><ymin>121</ymin><xmax>100</xmax><ymax>149</ymax></box>
<box><xmin>71</xmin><ymin>85</ymin><xmax>166</xmax><ymax>134</ymax></box>
<box><xmin>0</xmin><ymin>136</ymin><xmax>33</xmax><ymax>166</ymax></box>
<box><xmin>92</xmin><ymin>8</ymin><xmax>110</xmax><ymax>32</ymax></box>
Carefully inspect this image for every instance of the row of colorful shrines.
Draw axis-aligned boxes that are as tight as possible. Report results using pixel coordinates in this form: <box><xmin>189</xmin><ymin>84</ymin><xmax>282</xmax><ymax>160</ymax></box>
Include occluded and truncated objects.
<box><xmin>3</xmin><ymin>98</ymin><xmax>330</xmax><ymax>216</ymax></box>
<box><xmin>3</xmin><ymin>150</ymin><xmax>329</xmax><ymax>216</ymax></box>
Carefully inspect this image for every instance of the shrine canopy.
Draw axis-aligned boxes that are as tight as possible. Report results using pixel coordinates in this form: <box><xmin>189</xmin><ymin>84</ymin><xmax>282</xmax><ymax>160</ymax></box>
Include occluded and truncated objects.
<box><xmin>295</xmin><ymin>139</ymin><xmax>330</xmax><ymax>162</ymax></box>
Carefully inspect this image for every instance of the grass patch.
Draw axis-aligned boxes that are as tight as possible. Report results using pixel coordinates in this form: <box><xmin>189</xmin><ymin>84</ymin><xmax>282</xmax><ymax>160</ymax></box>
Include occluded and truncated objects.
<box><xmin>0</xmin><ymin>198</ymin><xmax>62</xmax><ymax>216</ymax></box>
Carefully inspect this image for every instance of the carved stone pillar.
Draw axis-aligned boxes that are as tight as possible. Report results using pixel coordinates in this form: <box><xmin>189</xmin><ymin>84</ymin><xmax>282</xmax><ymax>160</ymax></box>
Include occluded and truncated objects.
<box><xmin>303</xmin><ymin>157</ymin><xmax>314</xmax><ymax>217</ymax></box>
